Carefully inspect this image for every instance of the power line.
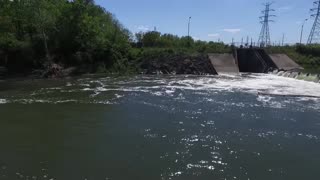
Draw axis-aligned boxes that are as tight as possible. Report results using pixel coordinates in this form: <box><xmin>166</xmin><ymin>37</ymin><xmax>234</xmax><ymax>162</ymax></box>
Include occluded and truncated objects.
<box><xmin>258</xmin><ymin>2</ymin><xmax>276</xmax><ymax>47</ymax></box>
<box><xmin>307</xmin><ymin>0</ymin><xmax>320</xmax><ymax>44</ymax></box>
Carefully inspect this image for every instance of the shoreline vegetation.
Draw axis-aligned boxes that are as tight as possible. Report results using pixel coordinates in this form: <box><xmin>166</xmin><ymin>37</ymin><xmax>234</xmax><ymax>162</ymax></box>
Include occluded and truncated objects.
<box><xmin>0</xmin><ymin>0</ymin><xmax>320</xmax><ymax>79</ymax></box>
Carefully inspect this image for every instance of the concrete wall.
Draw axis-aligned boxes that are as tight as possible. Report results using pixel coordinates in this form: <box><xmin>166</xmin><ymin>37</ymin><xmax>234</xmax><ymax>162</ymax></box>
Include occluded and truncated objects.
<box><xmin>209</xmin><ymin>48</ymin><xmax>303</xmax><ymax>74</ymax></box>
<box><xmin>236</xmin><ymin>49</ymin><xmax>267</xmax><ymax>73</ymax></box>
<box><xmin>257</xmin><ymin>49</ymin><xmax>278</xmax><ymax>70</ymax></box>
<box><xmin>269</xmin><ymin>54</ymin><xmax>304</xmax><ymax>72</ymax></box>
<box><xmin>208</xmin><ymin>54</ymin><xmax>239</xmax><ymax>74</ymax></box>
<box><xmin>235</xmin><ymin>48</ymin><xmax>302</xmax><ymax>73</ymax></box>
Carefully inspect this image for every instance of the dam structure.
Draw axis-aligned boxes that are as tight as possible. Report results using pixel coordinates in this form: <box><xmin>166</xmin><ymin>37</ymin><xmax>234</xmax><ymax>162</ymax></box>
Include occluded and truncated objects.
<box><xmin>208</xmin><ymin>48</ymin><xmax>303</xmax><ymax>75</ymax></box>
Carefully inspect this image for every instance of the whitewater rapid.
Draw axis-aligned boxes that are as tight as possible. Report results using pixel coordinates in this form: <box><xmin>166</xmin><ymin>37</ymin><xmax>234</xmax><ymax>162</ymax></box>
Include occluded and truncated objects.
<box><xmin>0</xmin><ymin>73</ymin><xmax>320</xmax><ymax>106</ymax></box>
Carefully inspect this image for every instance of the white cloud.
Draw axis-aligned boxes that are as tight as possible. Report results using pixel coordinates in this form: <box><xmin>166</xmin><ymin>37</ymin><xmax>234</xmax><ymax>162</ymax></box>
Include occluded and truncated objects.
<box><xmin>208</xmin><ymin>33</ymin><xmax>220</xmax><ymax>37</ymax></box>
<box><xmin>135</xmin><ymin>25</ymin><xmax>150</xmax><ymax>32</ymax></box>
<box><xmin>223</xmin><ymin>29</ymin><xmax>241</xmax><ymax>33</ymax></box>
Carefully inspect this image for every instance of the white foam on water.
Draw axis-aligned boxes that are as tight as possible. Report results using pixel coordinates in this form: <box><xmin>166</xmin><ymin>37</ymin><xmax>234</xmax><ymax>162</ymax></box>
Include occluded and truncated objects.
<box><xmin>0</xmin><ymin>99</ymin><xmax>7</xmax><ymax>104</ymax></box>
<box><xmin>212</xmin><ymin>74</ymin><xmax>320</xmax><ymax>97</ymax></box>
<box><xmin>296</xmin><ymin>97</ymin><xmax>320</xmax><ymax>102</ymax></box>
<box><xmin>1</xmin><ymin>98</ymin><xmax>80</xmax><ymax>104</ymax></box>
<box><xmin>54</xmin><ymin>100</ymin><xmax>78</xmax><ymax>104</ymax></box>
<box><xmin>158</xmin><ymin>74</ymin><xmax>320</xmax><ymax>98</ymax></box>
<box><xmin>13</xmin><ymin>99</ymin><xmax>51</xmax><ymax>104</ymax></box>
<box><xmin>35</xmin><ymin>74</ymin><xmax>320</xmax><ymax>98</ymax></box>
<box><xmin>79</xmin><ymin>83</ymin><xmax>90</xmax><ymax>87</ymax></box>
<box><xmin>45</xmin><ymin>87</ymin><xmax>63</xmax><ymax>90</ymax></box>
<box><xmin>92</xmin><ymin>100</ymin><xmax>115</xmax><ymax>105</ymax></box>
<box><xmin>82</xmin><ymin>88</ymin><xmax>92</xmax><ymax>91</ymax></box>
<box><xmin>82</xmin><ymin>87</ymin><xmax>150</xmax><ymax>93</ymax></box>
<box><xmin>165</xmin><ymin>89</ymin><xmax>175</xmax><ymax>95</ymax></box>
<box><xmin>256</xmin><ymin>95</ymin><xmax>284</xmax><ymax>108</ymax></box>
<box><xmin>5</xmin><ymin>74</ymin><xmax>320</xmax><ymax>107</ymax></box>
<box><xmin>151</xmin><ymin>91</ymin><xmax>164</xmax><ymax>96</ymax></box>
<box><xmin>12</xmin><ymin>99</ymin><xmax>79</xmax><ymax>104</ymax></box>
<box><xmin>186</xmin><ymin>163</ymin><xmax>215</xmax><ymax>170</ymax></box>
<box><xmin>115</xmin><ymin>94</ymin><xmax>124</xmax><ymax>98</ymax></box>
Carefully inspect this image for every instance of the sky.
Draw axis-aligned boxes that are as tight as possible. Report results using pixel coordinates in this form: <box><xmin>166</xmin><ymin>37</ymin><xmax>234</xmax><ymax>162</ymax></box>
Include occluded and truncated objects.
<box><xmin>96</xmin><ymin>0</ymin><xmax>314</xmax><ymax>44</ymax></box>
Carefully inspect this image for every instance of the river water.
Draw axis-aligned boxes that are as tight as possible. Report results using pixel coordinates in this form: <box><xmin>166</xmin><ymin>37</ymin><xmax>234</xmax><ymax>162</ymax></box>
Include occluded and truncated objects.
<box><xmin>0</xmin><ymin>74</ymin><xmax>320</xmax><ymax>180</ymax></box>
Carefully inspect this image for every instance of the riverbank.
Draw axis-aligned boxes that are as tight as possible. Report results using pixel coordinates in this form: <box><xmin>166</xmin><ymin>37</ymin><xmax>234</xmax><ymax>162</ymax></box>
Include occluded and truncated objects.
<box><xmin>1</xmin><ymin>47</ymin><xmax>320</xmax><ymax>80</ymax></box>
<box><xmin>1</xmin><ymin>50</ymin><xmax>220</xmax><ymax>79</ymax></box>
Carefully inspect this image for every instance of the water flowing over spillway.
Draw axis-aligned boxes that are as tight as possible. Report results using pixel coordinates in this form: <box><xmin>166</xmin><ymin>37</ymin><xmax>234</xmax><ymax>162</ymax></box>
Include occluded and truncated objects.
<box><xmin>0</xmin><ymin>74</ymin><xmax>320</xmax><ymax>180</ymax></box>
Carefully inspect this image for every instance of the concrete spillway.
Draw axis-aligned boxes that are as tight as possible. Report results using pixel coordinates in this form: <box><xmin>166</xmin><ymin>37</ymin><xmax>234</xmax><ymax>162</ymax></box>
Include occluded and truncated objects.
<box><xmin>236</xmin><ymin>49</ymin><xmax>278</xmax><ymax>73</ymax></box>
<box><xmin>208</xmin><ymin>49</ymin><xmax>303</xmax><ymax>74</ymax></box>
<box><xmin>208</xmin><ymin>53</ymin><xmax>239</xmax><ymax>74</ymax></box>
<box><xmin>269</xmin><ymin>54</ymin><xmax>304</xmax><ymax>71</ymax></box>
<box><xmin>237</xmin><ymin>49</ymin><xmax>267</xmax><ymax>73</ymax></box>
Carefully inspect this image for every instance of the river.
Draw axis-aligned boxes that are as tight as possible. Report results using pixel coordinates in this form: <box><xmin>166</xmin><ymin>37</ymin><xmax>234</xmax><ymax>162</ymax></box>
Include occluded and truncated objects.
<box><xmin>0</xmin><ymin>74</ymin><xmax>320</xmax><ymax>180</ymax></box>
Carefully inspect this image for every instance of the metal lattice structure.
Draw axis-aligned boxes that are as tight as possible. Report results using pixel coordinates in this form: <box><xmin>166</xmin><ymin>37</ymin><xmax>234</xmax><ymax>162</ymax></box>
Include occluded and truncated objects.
<box><xmin>308</xmin><ymin>0</ymin><xmax>320</xmax><ymax>44</ymax></box>
<box><xmin>258</xmin><ymin>2</ymin><xmax>275</xmax><ymax>47</ymax></box>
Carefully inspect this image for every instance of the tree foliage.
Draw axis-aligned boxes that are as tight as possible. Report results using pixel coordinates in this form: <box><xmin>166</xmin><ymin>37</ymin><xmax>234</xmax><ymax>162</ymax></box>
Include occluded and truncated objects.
<box><xmin>0</xmin><ymin>0</ymin><xmax>131</xmax><ymax>73</ymax></box>
<box><xmin>134</xmin><ymin>31</ymin><xmax>230</xmax><ymax>53</ymax></box>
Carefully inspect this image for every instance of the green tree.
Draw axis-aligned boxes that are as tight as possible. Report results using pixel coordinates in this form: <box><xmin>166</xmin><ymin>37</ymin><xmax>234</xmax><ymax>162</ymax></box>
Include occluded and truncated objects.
<box><xmin>142</xmin><ymin>31</ymin><xmax>161</xmax><ymax>47</ymax></box>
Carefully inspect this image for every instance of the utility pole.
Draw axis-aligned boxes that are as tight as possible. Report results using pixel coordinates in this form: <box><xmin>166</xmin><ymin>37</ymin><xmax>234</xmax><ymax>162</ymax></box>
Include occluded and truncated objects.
<box><xmin>282</xmin><ymin>33</ymin><xmax>285</xmax><ymax>46</ymax></box>
<box><xmin>308</xmin><ymin>0</ymin><xmax>320</xmax><ymax>44</ymax></box>
<box><xmin>300</xmin><ymin>19</ymin><xmax>308</xmax><ymax>44</ymax></box>
<box><xmin>246</xmin><ymin>36</ymin><xmax>249</xmax><ymax>46</ymax></box>
<box><xmin>188</xmin><ymin>17</ymin><xmax>192</xmax><ymax>47</ymax></box>
<box><xmin>258</xmin><ymin>2</ymin><xmax>276</xmax><ymax>47</ymax></box>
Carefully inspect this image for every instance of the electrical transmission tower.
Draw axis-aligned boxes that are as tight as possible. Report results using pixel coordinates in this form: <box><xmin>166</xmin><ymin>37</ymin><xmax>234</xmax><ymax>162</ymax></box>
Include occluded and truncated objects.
<box><xmin>258</xmin><ymin>2</ymin><xmax>275</xmax><ymax>47</ymax></box>
<box><xmin>308</xmin><ymin>0</ymin><xmax>320</xmax><ymax>44</ymax></box>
